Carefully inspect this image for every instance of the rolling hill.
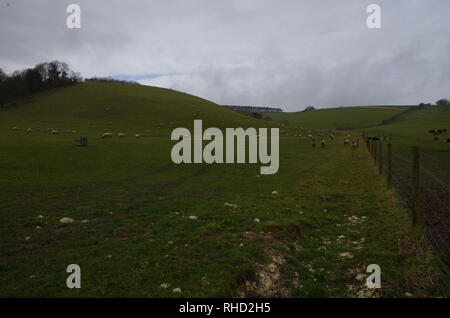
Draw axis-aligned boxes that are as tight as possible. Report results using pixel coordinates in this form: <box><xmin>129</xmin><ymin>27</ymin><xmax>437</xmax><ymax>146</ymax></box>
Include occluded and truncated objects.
<box><xmin>0</xmin><ymin>81</ymin><xmax>268</xmax><ymax>135</ymax></box>
<box><xmin>362</xmin><ymin>104</ymin><xmax>450</xmax><ymax>179</ymax></box>
<box><xmin>265</xmin><ymin>106</ymin><xmax>406</xmax><ymax>131</ymax></box>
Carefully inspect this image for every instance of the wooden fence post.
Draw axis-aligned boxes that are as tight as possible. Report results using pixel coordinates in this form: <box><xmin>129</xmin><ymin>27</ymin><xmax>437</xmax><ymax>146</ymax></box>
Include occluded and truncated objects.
<box><xmin>387</xmin><ymin>143</ymin><xmax>392</xmax><ymax>188</ymax></box>
<box><xmin>411</xmin><ymin>146</ymin><xmax>421</xmax><ymax>228</ymax></box>
<box><xmin>378</xmin><ymin>142</ymin><xmax>383</xmax><ymax>174</ymax></box>
<box><xmin>373</xmin><ymin>140</ymin><xmax>377</xmax><ymax>163</ymax></box>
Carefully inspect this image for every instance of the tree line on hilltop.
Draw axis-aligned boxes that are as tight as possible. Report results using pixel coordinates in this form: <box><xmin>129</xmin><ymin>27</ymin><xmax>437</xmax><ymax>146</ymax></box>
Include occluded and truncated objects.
<box><xmin>0</xmin><ymin>61</ymin><xmax>82</xmax><ymax>107</ymax></box>
<box><xmin>0</xmin><ymin>62</ymin><xmax>141</xmax><ymax>108</ymax></box>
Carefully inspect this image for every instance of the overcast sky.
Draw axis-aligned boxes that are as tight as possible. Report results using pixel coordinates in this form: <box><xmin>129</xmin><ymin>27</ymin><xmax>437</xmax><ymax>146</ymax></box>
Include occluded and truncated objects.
<box><xmin>1</xmin><ymin>0</ymin><xmax>449</xmax><ymax>111</ymax></box>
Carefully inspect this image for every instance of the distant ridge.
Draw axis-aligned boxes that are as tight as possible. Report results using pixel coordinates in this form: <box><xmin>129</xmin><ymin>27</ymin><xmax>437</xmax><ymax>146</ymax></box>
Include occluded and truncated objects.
<box><xmin>222</xmin><ymin>105</ymin><xmax>283</xmax><ymax>113</ymax></box>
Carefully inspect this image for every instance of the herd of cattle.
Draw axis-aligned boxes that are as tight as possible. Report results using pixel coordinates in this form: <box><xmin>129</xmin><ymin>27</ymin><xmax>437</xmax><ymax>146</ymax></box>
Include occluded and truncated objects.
<box><xmin>428</xmin><ymin>128</ymin><xmax>449</xmax><ymax>142</ymax></box>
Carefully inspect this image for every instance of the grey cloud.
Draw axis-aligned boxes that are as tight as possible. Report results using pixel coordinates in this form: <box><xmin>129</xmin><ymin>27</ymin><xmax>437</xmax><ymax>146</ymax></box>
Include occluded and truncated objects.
<box><xmin>1</xmin><ymin>0</ymin><xmax>449</xmax><ymax>110</ymax></box>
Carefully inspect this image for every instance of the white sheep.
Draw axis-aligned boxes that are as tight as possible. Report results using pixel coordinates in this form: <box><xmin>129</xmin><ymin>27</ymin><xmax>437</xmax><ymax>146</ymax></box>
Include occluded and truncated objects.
<box><xmin>117</xmin><ymin>133</ymin><xmax>126</xmax><ymax>138</ymax></box>
<box><xmin>102</xmin><ymin>132</ymin><xmax>113</xmax><ymax>139</ymax></box>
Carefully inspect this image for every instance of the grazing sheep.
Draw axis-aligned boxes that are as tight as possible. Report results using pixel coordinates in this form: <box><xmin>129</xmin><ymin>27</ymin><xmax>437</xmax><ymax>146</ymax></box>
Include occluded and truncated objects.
<box><xmin>117</xmin><ymin>133</ymin><xmax>126</xmax><ymax>138</ymax></box>
<box><xmin>344</xmin><ymin>138</ymin><xmax>350</xmax><ymax>145</ymax></box>
<box><xmin>329</xmin><ymin>134</ymin><xmax>334</xmax><ymax>140</ymax></box>
<box><xmin>26</xmin><ymin>128</ymin><xmax>32</xmax><ymax>133</ymax></box>
<box><xmin>102</xmin><ymin>132</ymin><xmax>113</xmax><ymax>139</ymax></box>
<box><xmin>51</xmin><ymin>129</ymin><xmax>59</xmax><ymax>135</ymax></box>
<box><xmin>135</xmin><ymin>134</ymin><xmax>141</xmax><ymax>138</ymax></box>
<box><xmin>11</xmin><ymin>127</ymin><xmax>18</xmax><ymax>131</ymax></box>
<box><xmin>320</xmin><ymin>140</ymin><xmax>326</xmax><ymax>147</ymax></box>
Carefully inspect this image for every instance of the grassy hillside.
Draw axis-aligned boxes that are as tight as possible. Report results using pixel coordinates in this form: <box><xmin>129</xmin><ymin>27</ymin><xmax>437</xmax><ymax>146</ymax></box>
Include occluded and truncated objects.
<box><xmin>363</xmin><ymin>105</ymin><xmax>450</xmax><ymax>148</ymax></box>
<box><xmin>362</xmin><ymin>105</ymin><xmax>450</xmax><ymax>177</ymax></box>
<box><xmin>0</xmin><ymin>82</ymin><xmax>268</xmax><ymax>135</ymax></box>
<box><xmin>266</xmin><ymin>106</ymin><xmax>406</xmax><ymax>131</ymax></box>
<box><xmin>0</xmin><ymin>84</ymin><xmax>448</xmax><ymax>297</ymax></box>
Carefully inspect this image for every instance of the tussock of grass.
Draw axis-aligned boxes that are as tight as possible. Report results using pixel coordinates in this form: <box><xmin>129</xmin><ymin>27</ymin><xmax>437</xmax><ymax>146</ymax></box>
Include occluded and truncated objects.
<box><xmin>398</xmin><ymin>233</ymin><xmax>443</xmax><ymax>297</ymax></box>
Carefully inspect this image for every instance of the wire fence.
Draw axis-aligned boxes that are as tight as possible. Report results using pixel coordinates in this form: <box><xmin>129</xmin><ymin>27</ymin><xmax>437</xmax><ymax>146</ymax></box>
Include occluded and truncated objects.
<box><xmin>363</xmin><ymin>135</ymin><xmax>450</xmax><ymax>273</ymax></box>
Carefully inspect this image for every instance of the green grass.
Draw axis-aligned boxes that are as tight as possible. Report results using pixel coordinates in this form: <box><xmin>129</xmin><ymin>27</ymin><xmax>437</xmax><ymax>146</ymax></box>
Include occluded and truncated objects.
<box><xmin>0</xmin><ymin>83</ymin><xmax>448</xmax><ymax>297</ymax></box>
<box><xmin>361</xmin><ymin>105</ymin><xmax>450</xmax><ymax>180</ymax></box>
<box><xmin>1</xmin><ymin>82</ymin><xmax>269</xmax><ymax>135</ymax></box>
<box><xmin>265</xmin><ymin>106</ymin><xmax>405</xmax><ymax>131</ymax></box>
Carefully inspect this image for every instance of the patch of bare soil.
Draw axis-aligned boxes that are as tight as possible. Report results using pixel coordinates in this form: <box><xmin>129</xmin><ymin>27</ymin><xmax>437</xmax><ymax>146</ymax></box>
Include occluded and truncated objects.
<box><xmin>234</xmin><ymin>232</ymin><xmax>298</xmax><ymax>298</ymax></box>
<box><xmin>346</xmin><ymin>265</ymin><xmax>381</xmax><ymax>298</ymax></box>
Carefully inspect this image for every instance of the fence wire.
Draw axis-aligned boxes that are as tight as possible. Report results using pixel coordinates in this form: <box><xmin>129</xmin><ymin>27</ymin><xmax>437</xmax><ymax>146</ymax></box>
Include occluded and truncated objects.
<box><xmin>365</xmin><ymin>137</ymin><xmax>450</xmax><ymax>271</ymax></box>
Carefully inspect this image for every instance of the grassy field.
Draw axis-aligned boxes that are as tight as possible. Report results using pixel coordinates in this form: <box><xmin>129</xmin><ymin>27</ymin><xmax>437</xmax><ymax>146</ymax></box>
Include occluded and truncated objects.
<box><xmin>362</xmin><ymin>105</ymin><xmax>450</xmax><ymax>161</ymax></box>
<box><xmin>360</xmin><ymin>105</ymin><xmax>450</xmax><ymax>186</ymax></box>
<box><xmin>0</xmin><ymin>83</ymin><xmax>448</xmax><ymax>297</ymax></box>
<box><xmin>264</xmin><ymin>106</ymin><xmax>405</xmax><ymax>131</ymax></box>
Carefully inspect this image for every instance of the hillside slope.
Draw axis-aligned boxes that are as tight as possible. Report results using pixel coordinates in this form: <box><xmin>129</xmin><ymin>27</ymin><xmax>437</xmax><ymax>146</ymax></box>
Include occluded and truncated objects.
<box><xmin>362</xmin><ymin>105</ymin><xmax>450</xmax><ymax>178</ymax></box>
<box><xmin>266</xmin><ymin>106</ymin><xmax>405</xmax><ymax>131</ymax></box>
<box><xmin>0</xmin><ymin>82</ymin><xmax>268</xmax><ymax>134</ymax></box>
<box><xmin>362</xmin><ymin>105</ymin><xmax>450</xmax><ymax>151</ymax></box>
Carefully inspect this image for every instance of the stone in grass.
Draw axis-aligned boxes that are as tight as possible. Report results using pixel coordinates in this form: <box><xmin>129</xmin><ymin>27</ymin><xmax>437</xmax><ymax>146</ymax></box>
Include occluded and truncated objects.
<box><xmin>172</xmin><ymin>288</ymin><xmax>182</xmax><ymax>293</ymax></box>
<box><xmin>339</xmin><ymin>252</ymin><xmax>354</xmax><ymax>259</ymax></box>
<box><xmin>254</xmin><ymin>218</ymin><xmax>260</xmax><ymax>223</ymax></box>
<box><xmin>159</xmin><ymin>283</ymin><xmax>170</xmax><ymax>289</ymax></box>
<box><xmin>59</xmin><ymin>217</ymin><xmax>74</xmax><ymax>223</ymax></box>
<box><xmin>81</xmin><ymin>219</ymin><xmax>89</xmax><ymax>223</ymax></box>
<box><xmin>272</xmin><ymin>191</ymin><xmax>278</xmax><ymax>195</ymax></box>
<box><xmin>188</xmin><ymin>216</ymin><xmax>198</xmax><ymax>220</ymax></box>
